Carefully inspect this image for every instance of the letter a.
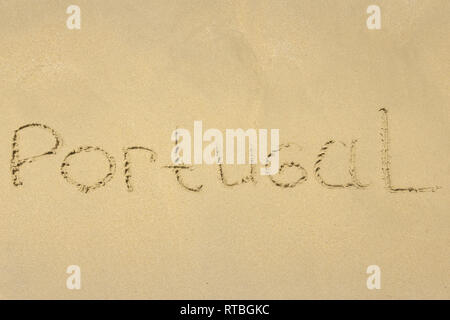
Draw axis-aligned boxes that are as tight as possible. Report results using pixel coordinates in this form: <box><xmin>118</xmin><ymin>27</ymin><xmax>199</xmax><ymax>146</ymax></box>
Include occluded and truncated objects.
<box><xmin>366</xmin><ymin>265</ymin><xmax>381</xmax><ymax>289</ymax></box>
<box><xmin>366</xmin><ymin>5</ymin><xmax>381</xmax><ymax>30</ymax></box>
<box><xmin>66</xmin><ymin>5</ymin><xmax>81</xmax><ymax>30</ymax></box>
<box><xmin>66</xmin><ymin>265</ymin><xmax>81</xmax><ymax>290</ymax></box>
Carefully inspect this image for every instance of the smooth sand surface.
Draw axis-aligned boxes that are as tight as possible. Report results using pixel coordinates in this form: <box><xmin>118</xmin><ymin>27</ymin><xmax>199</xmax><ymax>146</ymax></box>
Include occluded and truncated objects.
<box><xmin>0</xmin><ymin>0</ymin><xmax>448</xmax><ymax>299</ymax></box>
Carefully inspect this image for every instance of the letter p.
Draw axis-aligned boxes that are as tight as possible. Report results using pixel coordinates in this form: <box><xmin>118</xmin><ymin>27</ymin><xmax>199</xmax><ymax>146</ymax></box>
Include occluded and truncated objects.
<box><xmin>10</xmin><ymin>123</ymin><xmax>62</xmax><ymax>186</ymax></box>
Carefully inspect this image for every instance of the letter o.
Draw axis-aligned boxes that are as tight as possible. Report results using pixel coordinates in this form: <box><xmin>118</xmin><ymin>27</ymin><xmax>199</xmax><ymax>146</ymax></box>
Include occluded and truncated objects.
<box><xmin>60</xmin><ymin>146</ymin><xmax>116</xmax><ymax>193</ymax></box>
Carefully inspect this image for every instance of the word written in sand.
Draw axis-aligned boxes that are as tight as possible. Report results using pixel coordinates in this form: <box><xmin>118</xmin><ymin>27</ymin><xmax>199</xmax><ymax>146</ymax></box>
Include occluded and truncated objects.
<box><xmin>10</xmin><ymin>109</ymin><xmax>441</xmax><ymax>194</ymax></box>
